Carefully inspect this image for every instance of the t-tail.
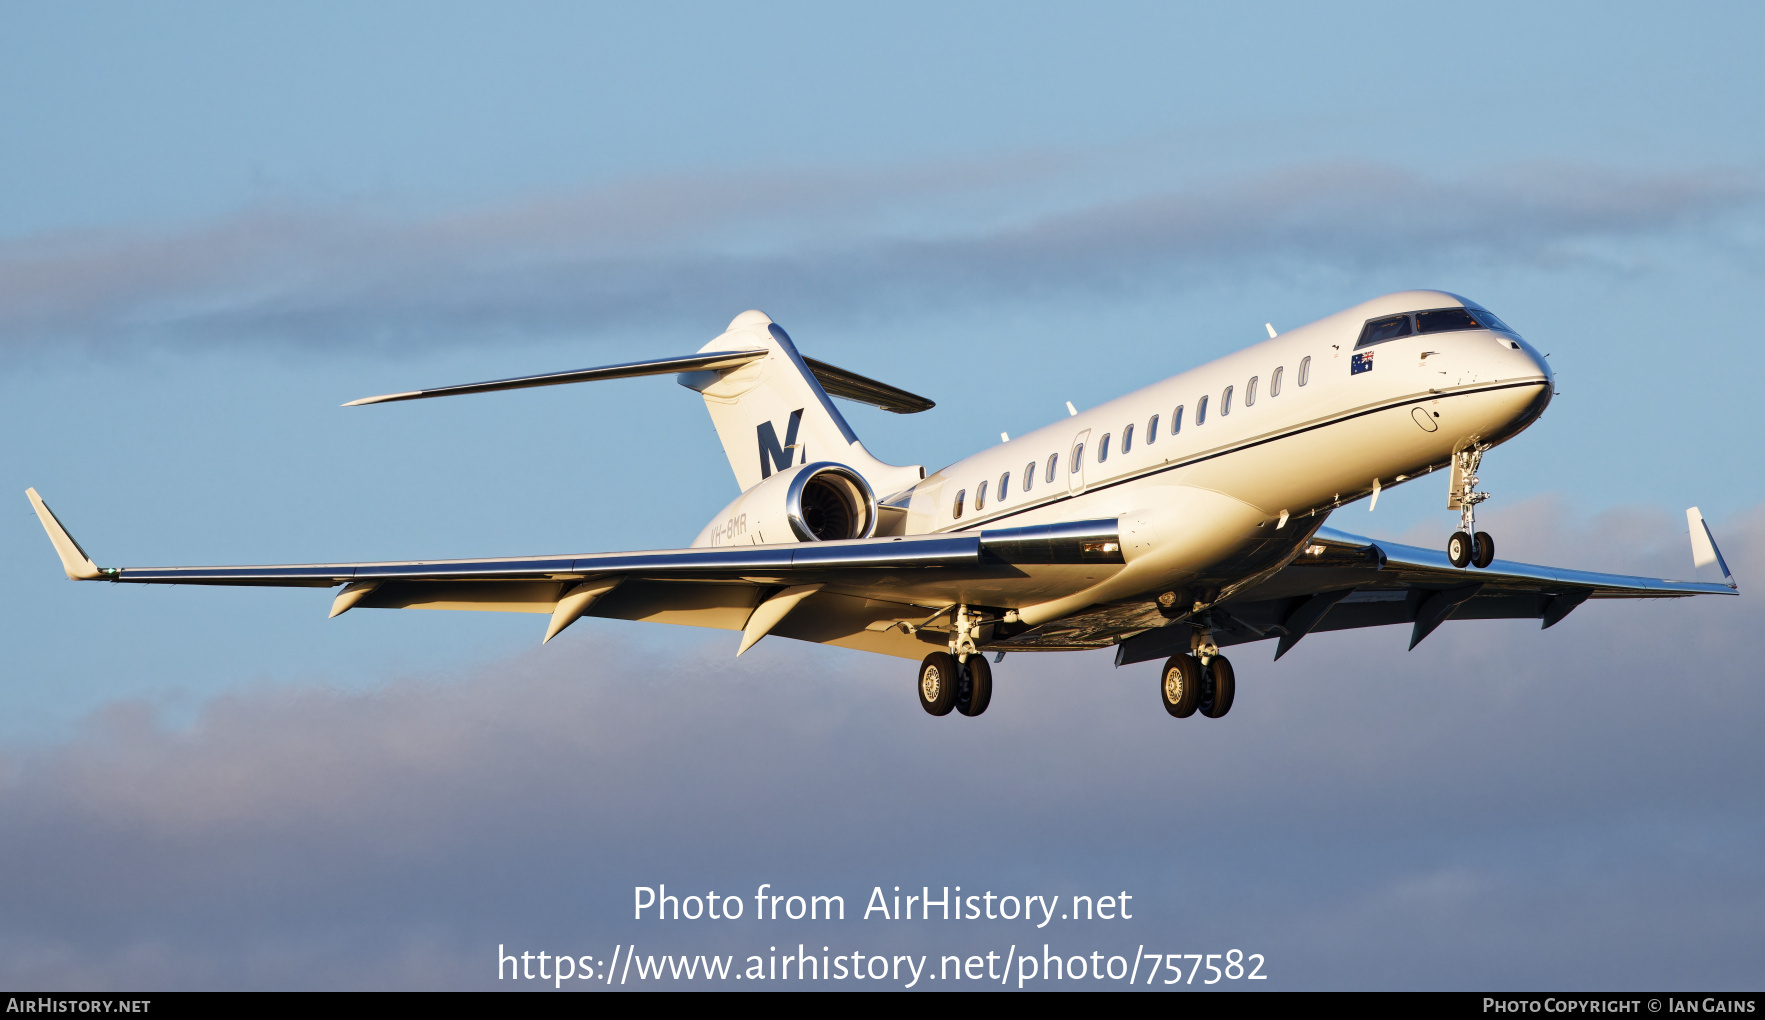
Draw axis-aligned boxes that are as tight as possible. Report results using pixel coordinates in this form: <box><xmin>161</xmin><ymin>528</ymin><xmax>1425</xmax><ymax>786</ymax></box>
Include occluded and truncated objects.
<box><xmin>340</xmin><ymin>311</ymin><xmax>931</xmax><ymax>500</ymax></box>
<box><xmin>676</xmin><ymin>311</ymin><xmax>924</xmax><ymax>496</ymax></box>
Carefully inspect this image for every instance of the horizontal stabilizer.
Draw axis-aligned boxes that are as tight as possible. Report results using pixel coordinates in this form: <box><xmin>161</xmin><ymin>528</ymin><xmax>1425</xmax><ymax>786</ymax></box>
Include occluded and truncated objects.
<box><xmin>25</xmin><ymin>488</ymin><xmax>104</xmax><ymax>580</ymax></box>
<box><xmin>1687</xmin><ymin>507</ymin><xmax>1737</xmax><ymax>590</ymax></box>
<box><xmin>344</xmin><ymin>351</ymin><xmax>768</xmax><ymax>406</ymax></box>
<box><xmin>801</xmin><ymin>357</ymin><xmax>935</xmax><ymax>413</ymax></box>
<box><xmin>344</xmin><ymin>351</ymin><xmax>935</xmax><ymax>413</ymax></box>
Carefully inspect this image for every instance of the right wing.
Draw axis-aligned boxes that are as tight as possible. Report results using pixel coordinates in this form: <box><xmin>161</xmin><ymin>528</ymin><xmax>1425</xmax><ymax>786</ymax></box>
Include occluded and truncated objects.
<box><xmin>1114</xmin><ymin>517</ymin><xmax>1737</xmax><ymax>665</ymax></box>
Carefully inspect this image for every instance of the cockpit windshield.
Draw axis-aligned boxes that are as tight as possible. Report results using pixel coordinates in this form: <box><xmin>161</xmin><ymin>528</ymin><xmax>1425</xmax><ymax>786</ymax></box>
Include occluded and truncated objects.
<box><xmin>1416</xmin><ymin>308</ymin><xmax>1480</xmax><ymax>334</ymax></box>
<box><xmin>1356</xmin><ymin>314</ymin><xmax>1412</xmax><ymax>347</ymax></box>
<box><xmin>1355</xmin><ymin>305</ymin><xmax>1522</xmax><ymax>348</ymax></box>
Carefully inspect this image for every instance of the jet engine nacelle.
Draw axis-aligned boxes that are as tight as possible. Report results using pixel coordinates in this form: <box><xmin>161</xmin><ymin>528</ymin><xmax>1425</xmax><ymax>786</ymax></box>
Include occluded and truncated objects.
<box><xmin>692</xmin><ymin>461</ymin><xmax>879</xmax><ymax>547</ymax></box>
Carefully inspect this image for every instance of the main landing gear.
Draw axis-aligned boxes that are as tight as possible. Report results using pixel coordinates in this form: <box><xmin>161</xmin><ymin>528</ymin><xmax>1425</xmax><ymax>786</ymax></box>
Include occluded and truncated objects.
<box><xmin>917</xmin><ymin>651</ymin><xmax>992</xmax><ymax>717</ymax></box>
<box><xmin>1159</xmin><ymin>653</ymin><xmax>1234</xmax><ymax>719</ymax></box>
<box><xmin>918</xmin><ymin>604</ymin><xmax>993</xmax><ymax>718</ymax></box>
<box><xmin>1447</xmin><ymin>444</ymin><xmax>1496</xmax><ymax>569</ymax></box>
<box><xmin>1160</xmin><ymin>616</ymin><xmax>1234</xmax><ymax>720</ymax></box>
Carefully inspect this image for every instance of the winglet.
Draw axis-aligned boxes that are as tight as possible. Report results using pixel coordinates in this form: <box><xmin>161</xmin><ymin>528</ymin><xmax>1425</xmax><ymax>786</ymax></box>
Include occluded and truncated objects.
<box><xmin>1687</xmin><ymin>507</ymin><xmax>1737</xmax><ymax>590</ymax></box>
<box><xmin>25</xmin><ymin>488</ymin><xmax>104</xmax><ymax>580</ymax></box>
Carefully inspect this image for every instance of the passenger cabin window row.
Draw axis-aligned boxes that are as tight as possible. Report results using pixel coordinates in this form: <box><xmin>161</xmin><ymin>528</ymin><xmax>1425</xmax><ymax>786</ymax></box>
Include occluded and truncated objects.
<box><xmin>1354</xmin><ymin>306</ymin><xmax>1516</xmax><ymax>350</ymax></box>
<box><xmin>951</xmin><ymin>354</ymin><xmax>1319</xmax><ymax>519</ymax></box>
<box><xmin>953</xmin><ymin>353</ymin><xmax>1322</xmax><ymax>519</ymax></box>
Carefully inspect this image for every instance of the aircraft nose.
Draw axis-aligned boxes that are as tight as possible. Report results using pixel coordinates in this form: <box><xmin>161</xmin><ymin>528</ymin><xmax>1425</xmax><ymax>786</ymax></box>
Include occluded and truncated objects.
<box><xmin>1496</xmin><ymin>333</ymin><xmax>1553</xmax><ymax>386</ymax></box>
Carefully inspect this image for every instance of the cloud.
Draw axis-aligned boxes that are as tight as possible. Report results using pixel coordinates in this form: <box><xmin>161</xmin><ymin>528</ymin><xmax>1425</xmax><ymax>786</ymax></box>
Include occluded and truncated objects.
<box><xmin>0</xmin><ymin>160</ymin><xmax>1757</xmax><ymax>361</ymax></box>
<box><xmin>0</xmin><ymin>500</ymin><xmax>1759</xmax><ymax>989</ymax></box>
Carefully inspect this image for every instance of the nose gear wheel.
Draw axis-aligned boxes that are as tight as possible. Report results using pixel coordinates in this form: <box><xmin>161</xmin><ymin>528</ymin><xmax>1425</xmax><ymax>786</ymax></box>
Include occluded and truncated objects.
<box><xmin>1447</xmin><ymin>444</ymin><xmax>1496</xmax><ymax>569</ymax></box>
<box><xmin>1473</xmin><ymin>531</ymin><xmax>1495</xmax><ymax>568</ymax></box>
<box><xmin>1448</xmin><ymin>530</ymin><xmax>1473</xmax><ymax>568</ymax></box>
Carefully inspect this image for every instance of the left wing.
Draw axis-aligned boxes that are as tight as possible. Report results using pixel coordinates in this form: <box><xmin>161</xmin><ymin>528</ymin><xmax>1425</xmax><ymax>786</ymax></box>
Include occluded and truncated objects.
<box><xmin>25</xmin><ymin>488</ymin><xmax>1119</xmax><ymax>657</ymax></box>
<box><xmin>1115</xmin><ymin>513</ymin><xmax>1737</xmax><ymax>665</ymax></box>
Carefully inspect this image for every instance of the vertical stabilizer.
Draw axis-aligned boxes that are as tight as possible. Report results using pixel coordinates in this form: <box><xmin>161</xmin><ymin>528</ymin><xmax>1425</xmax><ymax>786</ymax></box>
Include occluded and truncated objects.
<box><xmin>677</xmin><ymin>312</ymin><xmax>922</xmax><ymax>495</ymax></box>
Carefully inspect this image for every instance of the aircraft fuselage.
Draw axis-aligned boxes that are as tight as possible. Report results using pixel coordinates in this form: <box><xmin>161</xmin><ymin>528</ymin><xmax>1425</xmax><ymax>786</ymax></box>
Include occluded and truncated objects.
<box><xmin>895</xmin><ymin>290</ymin><xmax>1553</xmax><ymax>625</ymax></box>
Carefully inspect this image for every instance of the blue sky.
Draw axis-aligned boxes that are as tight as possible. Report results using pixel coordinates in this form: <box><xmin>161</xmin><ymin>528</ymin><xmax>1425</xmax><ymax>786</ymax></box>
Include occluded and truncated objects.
<box><xmin>1</xmin><ymin>1</ymin><xmax>1761</xmax><ymax>989</ymax></box>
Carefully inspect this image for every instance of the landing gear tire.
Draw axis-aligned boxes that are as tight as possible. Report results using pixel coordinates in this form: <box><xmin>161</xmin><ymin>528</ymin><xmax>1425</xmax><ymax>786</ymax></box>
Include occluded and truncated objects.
<box><xmin>1473</xmin><ymin>531</ymin><xmax>1495</xmax><ymax>569</ymax></box>
<box><xmin>918</xmin><ymin>652</ymin><xmax>957</xmax><ymax>716</ymax></box>
<box><xmin>1448</xmin><ymin>530</ymin><xmax>1473</xmax><ymax>568</ymax></box>
<box><xmin>1200</xmin><ymin>655</ymin><xmax>1235</xmax><ymax>719</ymax></box>
<box><xmin>1160</xmin><ymin>655</ymin><xmax>1201</xmax><ymax>718</ymax></box>
<box><xmin>957</xmin><ymin>655</ymin><xmax>992</xmax><ymax>717</ymax></box>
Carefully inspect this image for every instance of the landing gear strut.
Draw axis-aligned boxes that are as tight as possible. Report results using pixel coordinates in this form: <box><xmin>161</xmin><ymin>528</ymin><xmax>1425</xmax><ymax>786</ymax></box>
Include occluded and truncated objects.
<box><xmin>1448</xmin><ymin>444</ymin><xmax>1496</xmax><ymax>569</ymax></box>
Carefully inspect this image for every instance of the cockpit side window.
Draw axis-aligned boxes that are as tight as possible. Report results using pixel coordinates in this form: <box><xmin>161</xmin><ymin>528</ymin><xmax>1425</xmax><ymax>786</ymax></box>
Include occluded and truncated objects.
<box><xmin>1467</xmin><ymin>307</ymin><xmax>1518</xmax><ymax>334</ymax></box>
<box><xmin>1416</xmin><ymin>308</ymin><xmax>1481</xmax><ymax>334</ymax></box>
<box><xmin>1355</xmin><ymin>314</ymin><xmax>1413</xmax><ymax>348</ymax></box>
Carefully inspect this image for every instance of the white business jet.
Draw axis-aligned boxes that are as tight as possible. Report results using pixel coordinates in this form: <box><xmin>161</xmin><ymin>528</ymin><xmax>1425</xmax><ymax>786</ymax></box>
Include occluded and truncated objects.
<box><xmin>27</xmin><ymin>291</ymin><xmax>1737</xmax><ymax>720</ymax></box>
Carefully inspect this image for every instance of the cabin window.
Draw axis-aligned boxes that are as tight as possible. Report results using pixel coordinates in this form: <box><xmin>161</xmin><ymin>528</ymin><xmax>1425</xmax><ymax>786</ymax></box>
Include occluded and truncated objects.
<box><xmin>953</xmin><ymin>489</ymin><xmax>965</xmax><ymax>519</ymax></box>
<box><xmin>1416</xmin><ymin>307</ymin><xmax>1480</xmax><ymax>334</ymax></box>
<box><xmin>1298</xmin><ymin>356</ymin><xmax>1311</xmax><ymax>386</ymax></box>
<box><xmin>975</xmin><ymin>480</ymin><xmax>987</xmax><ymax>511</ymax></box>
<box><xmin>1071</xmin><ymin>444</ymin><xmax>1084</xmax><ymax>472</ymax></box>
<box><xmin>1147</xmin><ymin>415</ymin><xmax>1159</xmax><ymax>443</ymax></box>
<box><xmin>1246</xmin><ymin>376</ymin><xmax>1259</xmax><ymax>406</ymax></box>
<box><xmin>1197</xmin><ymin>394</ymin><xmax>1209</xmax><ymax>424</ymax></box>
<box><xmin>1045</xmin><ymin>453</ymin><xmax>1059</xmax><ymax>483</ymax></box>
<box><xmin>1270</xmin><ymin>366</ymin><xmax>1283</xmax><ymax>397</ymax></box>
<box><xmin>1172</xmin><ymin>405</ymin><xmax>1184</xmax><ymax>433</ymax></box>
<box><xmin>999</xmin><ymin>471</ymin><xmax>1011</xmax><ymax>500</ymax></box>
<box><xmin>1097</xmin><ymin>434</ymin><xmax>1111</xmax><ymax>462</ymax></box>
<box><xmin>1221</xmin><ymin>386</ymin><xmax>1233</xmax><ymax>415</ymax></box>
<box><xmin>1122</xmin><ymin>423</ymin><xmax>1134</xmax><ymax>453</ymax></box>
<box><xmin>1024</xmin><ymin>462</ymin><xmax>1036</xmax><ymax>491</ymax></box>
<box><xmin>1356</xmin><ymin>313</ymin><xmax>1413</xmax><ymax>348</ymax></box>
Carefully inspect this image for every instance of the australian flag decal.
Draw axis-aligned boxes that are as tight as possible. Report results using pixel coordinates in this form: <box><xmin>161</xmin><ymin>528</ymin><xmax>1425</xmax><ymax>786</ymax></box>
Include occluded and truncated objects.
<box><xmin>1351</xmin><ymin>351</ymin><xmax>1374</xmax><ymax>375</ymax></box>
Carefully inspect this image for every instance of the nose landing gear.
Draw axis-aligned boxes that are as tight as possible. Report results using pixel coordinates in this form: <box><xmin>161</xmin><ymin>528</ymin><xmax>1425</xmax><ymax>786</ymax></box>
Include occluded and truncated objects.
<box><xmin>1447</xmin><ymin>444</ymin><xmax>1496</xmax><ymax>569</ymax></box>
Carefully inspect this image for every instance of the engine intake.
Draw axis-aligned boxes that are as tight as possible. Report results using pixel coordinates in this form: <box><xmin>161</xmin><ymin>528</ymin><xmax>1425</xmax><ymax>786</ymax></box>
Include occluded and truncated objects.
<box><xmin>692</xmin><ymin>460</ymin><xmax>881</xmax><ymax>547</ymax></box>
<box><xmin>787</xmin><ymin>463</ymin><xmax>878</xmax><ymax>541</ymax></box>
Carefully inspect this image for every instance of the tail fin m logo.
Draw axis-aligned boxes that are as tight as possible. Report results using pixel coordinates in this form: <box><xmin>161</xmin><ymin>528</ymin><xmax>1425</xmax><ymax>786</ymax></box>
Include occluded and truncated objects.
<box><xmin>757</xmin><ymin>409</ymin><xmax>806</xmax><ymax>479</ymax></box>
